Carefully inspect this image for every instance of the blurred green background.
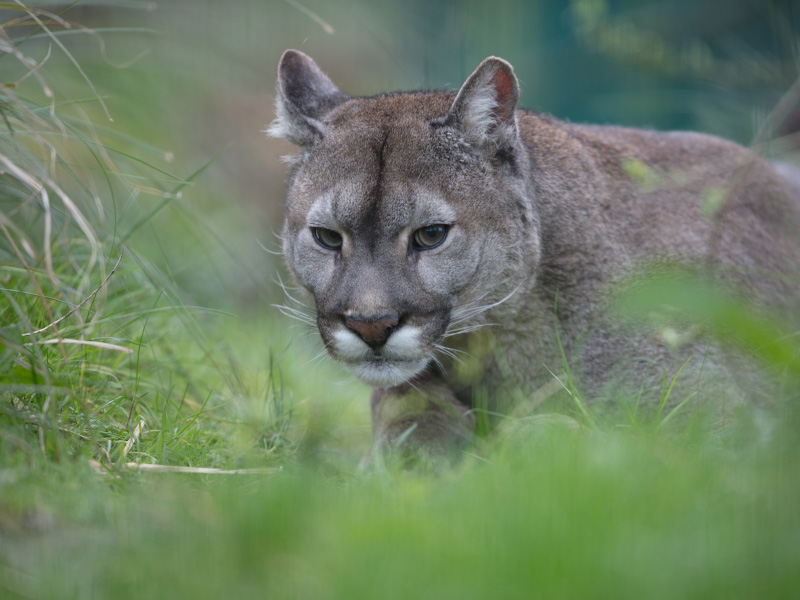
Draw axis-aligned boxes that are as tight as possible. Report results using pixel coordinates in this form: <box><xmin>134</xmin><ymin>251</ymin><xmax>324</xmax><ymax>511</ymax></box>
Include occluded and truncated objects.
<box><xmin>1</xmin><ymin>2</ymin><xmax>799</xmax><ymax>598</ymax></box>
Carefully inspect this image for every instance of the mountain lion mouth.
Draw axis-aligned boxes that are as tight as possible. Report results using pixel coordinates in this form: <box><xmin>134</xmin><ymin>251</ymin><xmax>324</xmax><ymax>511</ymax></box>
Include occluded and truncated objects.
<box><xmin>330</xmin><ymin>326</ymin><xmax>432</xmax><ymax>387</ymax></box>
<box><xmin>345</xmin><ymin>357</ymin><xmax>430</xmax><ymax>388</ymax></box>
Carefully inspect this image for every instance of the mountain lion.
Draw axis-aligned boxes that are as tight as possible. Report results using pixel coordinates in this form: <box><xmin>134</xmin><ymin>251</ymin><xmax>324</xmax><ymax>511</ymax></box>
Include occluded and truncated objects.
<box><xmin>269</xmin><ymin>50</ymin><xmax>800</xmax><ymax>458</ymax></box>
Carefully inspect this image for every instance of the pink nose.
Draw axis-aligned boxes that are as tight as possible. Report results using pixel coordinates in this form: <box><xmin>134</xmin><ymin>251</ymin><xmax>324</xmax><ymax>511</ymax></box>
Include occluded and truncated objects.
<box><xmin>344</xmin><ymin>312</ymin><xmax>399</xmax><ymax>348</ymax></box>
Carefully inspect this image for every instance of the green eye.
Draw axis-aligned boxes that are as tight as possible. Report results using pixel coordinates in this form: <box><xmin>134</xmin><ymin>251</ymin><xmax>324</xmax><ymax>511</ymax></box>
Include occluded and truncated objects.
<box><xmin>311</xmin><ymin>227</ymin><xmax>343</xmax><ymax>250</ymax></box>
<box><xmin>412</xmin><ymin>225</ymin><xmax>449</xmax><ymax>250</ymax></box>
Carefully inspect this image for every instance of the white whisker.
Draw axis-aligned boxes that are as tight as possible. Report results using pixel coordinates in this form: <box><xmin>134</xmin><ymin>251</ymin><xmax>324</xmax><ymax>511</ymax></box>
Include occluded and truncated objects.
<box><xmin>433</xmin><ymin>343</ymin><xmax>466</xmax><ymax>365</ymax></box>
<box><xmin>273</xmin><ymin>304</ymin><xmax>317</xmax><ymax>326</ymax></box>
<box><xmin>406</xmin><ymin>377</ymin><xmax>423</xmax><ymax>394</ymax></box>
<box><xmin>451</xmin><ymin>283</ymin><xmax>520</xmax><ymax>324</ymax></box>
<box><xmin>289</xmin><ymin>325</ymin><xmax>319</xmax><ymax>338</ymax></box>
<box><xmin>445</xmin><ymin>281</ymin><xmax>522</xmax><ymax>339</ymax></box>
<box><xmin>273</xmin><ymin>302</ymin><xmax>315</xmax><ymax>320</ymax></box>
<box><xmin>428</xmin><ymin>352</ymin><xmax>445</xmax><ymax>373</ymax></box>
<box><xmin>300</xmin><ymin>337</ymin><xmax>335</xmax><ymax>368</ymax></box>
<box><xmin>257</xmin><ymin>238</ymin><xmax>283</xmax><ymax>256</ymax></box>
<box><xmin>450</xmin><ymin>289</ymin><xmax>496</xmax><ymax>322</ymax></box>
<box><xmin>305</xmin><ymin>346</ymin><xmax>332</xmax><ymax>367</ymax></box>
<box><xmin>273</xmin><ymin>300</ymin><xmax>314</xmax><ymax>316</ymax></box>
<box><xmin>444</xmin><ymin>322</ymin><xmax>500</xmax><ymax>337</ymax></box>
<box><xmin>273</xmin><ymin>273</ymin><xmax>312</xmax><ymax>308</ymax></box>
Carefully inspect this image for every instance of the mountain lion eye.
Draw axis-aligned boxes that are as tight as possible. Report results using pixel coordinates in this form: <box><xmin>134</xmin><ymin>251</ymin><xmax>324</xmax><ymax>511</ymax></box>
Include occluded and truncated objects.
<box><xmin>412</xmin><ymin>225</ymin><xmax>449</xmax><ymax>250</ymax></box>
<box><xmin>311</xmin><ymin>227</ymin><xmax>343</xmax><ymax>250</ymax></box>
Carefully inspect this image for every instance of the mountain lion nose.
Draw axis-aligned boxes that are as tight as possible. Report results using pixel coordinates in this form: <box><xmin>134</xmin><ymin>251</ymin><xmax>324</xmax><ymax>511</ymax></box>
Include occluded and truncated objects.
<box><xmin>344</xmin><ymin>312</ymin><xmax>400</xmax><ymax>348</ymax></box>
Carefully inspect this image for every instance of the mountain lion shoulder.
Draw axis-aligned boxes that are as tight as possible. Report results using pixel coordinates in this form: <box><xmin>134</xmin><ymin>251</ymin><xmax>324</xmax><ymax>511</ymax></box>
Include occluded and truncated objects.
<box><xmin>269</xmin><ymin>49</ymin><xmax>800</xmax><ymax>459</ymax></box>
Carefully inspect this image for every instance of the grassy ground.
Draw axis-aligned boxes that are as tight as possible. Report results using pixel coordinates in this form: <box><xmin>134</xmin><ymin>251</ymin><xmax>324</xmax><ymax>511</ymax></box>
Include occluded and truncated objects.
<box><xmin>1</xmin><ymin>3</ymin><xmax>800</xmax><ymax>599</ymax></box>
<box><xmin>3</xmin><ymin>419</ymin><xmax>799</xmax><ymax>599</ymax></box>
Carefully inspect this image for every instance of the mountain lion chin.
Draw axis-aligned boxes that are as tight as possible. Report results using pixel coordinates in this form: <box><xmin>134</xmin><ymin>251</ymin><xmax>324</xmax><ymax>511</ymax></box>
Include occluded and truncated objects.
<box><xmin>348</xmin><ymin>359</ymin><xmax>429</xmax><ymax>388</ymax></box>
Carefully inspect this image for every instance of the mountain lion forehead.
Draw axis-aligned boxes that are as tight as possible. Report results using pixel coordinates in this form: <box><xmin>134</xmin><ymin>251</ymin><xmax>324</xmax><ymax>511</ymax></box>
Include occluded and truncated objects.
<box><xmin>328</xmin><ymin>91</ymin><xmax>456</xmax><ymax>127</ymax></box>
<box><xmin>307</xmin><ymin>180</ymin><xmax>456</xmax><ymax>232</ymax></box>
<box><xmin>314</xmin><ymin>117</ymin><xmax>428</xmax><ymax>173</ymax></box>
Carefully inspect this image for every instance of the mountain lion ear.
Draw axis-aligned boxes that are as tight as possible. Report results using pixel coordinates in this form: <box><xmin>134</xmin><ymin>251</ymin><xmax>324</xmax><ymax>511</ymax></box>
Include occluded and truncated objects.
<box><xmin>268</xmin><ymin>49</ymin><xmax>350</xmax><ymax>146</ymax></box>
<box><xmin>446</xmin><ymin>56</ymin><xmax>520</xmax><ymax>151</ymax></box>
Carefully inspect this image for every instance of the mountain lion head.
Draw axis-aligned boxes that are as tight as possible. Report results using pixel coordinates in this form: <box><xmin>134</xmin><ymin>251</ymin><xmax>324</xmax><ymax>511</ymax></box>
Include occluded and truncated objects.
<box><xmin>270</xmin><ymin>50</ymin><xmax>538</xmax><ymax>388</ymax></box>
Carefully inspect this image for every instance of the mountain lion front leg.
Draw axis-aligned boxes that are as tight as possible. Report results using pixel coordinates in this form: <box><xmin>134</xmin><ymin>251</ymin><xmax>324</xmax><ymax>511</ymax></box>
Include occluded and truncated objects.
<box><xmin>370</xmin><ymin>380</ymin><xmax>475</xmax><ymax>462</ymax></box>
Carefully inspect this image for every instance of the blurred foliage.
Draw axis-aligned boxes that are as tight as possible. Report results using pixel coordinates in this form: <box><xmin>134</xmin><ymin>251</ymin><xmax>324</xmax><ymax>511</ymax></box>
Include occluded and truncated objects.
<box><xmin>0</xmin><ymin>2</ymin><xmax>799</xmax><ymax>598</ymax></box>
<box><xmin>3</xmin><ymin>422</ymin><xmax>800</xmax><ymax>599</ymax></box>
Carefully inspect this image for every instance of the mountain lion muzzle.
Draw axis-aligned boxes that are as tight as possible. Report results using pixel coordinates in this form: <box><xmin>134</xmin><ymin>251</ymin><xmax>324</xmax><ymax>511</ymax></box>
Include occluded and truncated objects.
<box><xmin>269</xmin><ymin>49</ymin><xmax>800</xmax><ymax>461</ymax></box>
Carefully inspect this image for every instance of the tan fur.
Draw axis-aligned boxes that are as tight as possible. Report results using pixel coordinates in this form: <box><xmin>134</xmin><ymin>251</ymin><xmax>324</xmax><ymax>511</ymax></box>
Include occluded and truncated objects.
<box><xmin>270</xmin><ymin>50</ymin><xmax>800</xmax><ymax>459</ymax></box>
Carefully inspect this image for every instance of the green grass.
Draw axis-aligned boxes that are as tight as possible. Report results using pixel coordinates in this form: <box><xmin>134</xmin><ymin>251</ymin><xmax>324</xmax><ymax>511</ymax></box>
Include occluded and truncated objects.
<box><xmin>2</xmin><ymin>415</ymin><xmax>799</xmax><ymax>599</ymax></box>
<box><xmin>1</xmin><ymin>3</ymin><xmax>800</xmax><ymax>599</ymax></box>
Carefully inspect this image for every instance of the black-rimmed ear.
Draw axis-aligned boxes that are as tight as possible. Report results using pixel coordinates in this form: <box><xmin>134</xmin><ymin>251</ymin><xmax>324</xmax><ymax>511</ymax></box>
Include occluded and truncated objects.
<box><xmin>268</xmin><ymin>50</ymin><xmax>350</xmax><ymax>146</ymax></box>
<box><xmin>446</xmin><ymin>56</ymin><xmax>520</xmax><ymax>152</ymax></box>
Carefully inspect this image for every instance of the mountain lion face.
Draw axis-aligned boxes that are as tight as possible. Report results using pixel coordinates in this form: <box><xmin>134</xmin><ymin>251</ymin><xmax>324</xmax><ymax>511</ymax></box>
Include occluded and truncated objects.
<box><xmin>272</xmin><ymin>50</ymin><xmax>535</xmax><ymax>387</ymax></box>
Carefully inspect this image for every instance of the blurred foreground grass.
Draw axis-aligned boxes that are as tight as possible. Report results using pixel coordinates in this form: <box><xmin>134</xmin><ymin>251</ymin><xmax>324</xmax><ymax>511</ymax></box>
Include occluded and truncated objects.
<box><xmin>1</xmin><ymin>2</ymin><xmax>799</xmax><ymax>598</ymax></box>
<box><xmin>3</xmin><ymin>416</ymin><xmax>800</xmax><ymax>599</ymax></box>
